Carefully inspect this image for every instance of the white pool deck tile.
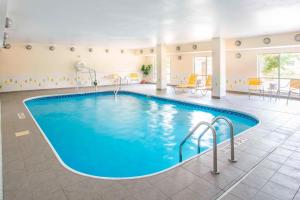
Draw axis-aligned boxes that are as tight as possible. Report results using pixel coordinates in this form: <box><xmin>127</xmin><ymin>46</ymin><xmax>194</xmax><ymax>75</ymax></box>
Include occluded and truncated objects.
<box><xmin>1</xmin><ymin>84</ymin><xmax>300</xmax><ymax>200</ymax></box>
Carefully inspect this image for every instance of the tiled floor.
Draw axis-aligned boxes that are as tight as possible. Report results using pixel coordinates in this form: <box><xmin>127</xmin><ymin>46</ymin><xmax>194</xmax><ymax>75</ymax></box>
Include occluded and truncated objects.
<box><xmin>1</xmin><ymin>84</ymin><xmax>300</xmax><ymax>200</ymax></box>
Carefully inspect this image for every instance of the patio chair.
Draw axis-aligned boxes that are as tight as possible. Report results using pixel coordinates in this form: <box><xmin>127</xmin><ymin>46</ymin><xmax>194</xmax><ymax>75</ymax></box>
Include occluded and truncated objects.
<box><xmin>283</xmin><ymin>79</ymin><xmax>300</xmax><ymax>104</ymax></box>
<box><xmin>248</xmin><ymin>78</ymin><xmax>264</xmax><ymax>99</ymax></box>
<box><xmin>128</xmin><ymin>73</ymin><xmax>139</xmax><ymax>83</ymax></box>
<box><xmin>175</xmin><ymin>74</ymin><xmax>197</xmax><ymax>90</ymax></box>
<box><xmin>195</xmin><ymin>75</ymin><xmax>212</xmax><ymax>96</ymax></box>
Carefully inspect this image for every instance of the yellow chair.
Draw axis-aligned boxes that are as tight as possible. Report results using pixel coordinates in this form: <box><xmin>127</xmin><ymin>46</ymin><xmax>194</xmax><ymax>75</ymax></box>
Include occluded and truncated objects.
<box><xmin>247</xmin><ymin>78</ymin><xmax>264</xmax><ymax>99</ymax></box>
<box><xmin>196</xmin><ymin>75</ymin><xmax>212</xmax><ymax>96</ymax></box>
<box><xmin>205</xmin><ymin>75</ymin><xmax>212</xmax><ymax>88</ymax></box>
<box><xmin>287</xmin><ymin>79</ymin><xmax>300</xmax><ymax>104</ymax></box>
<box><xmin>128</xmin><ymin>73</ymin><xmax>139</xmax><ymax>83</ymax></box>
<box><xmin>176</xmin><ymin>74</ymin><xmax>197</xmax><ymax>89</ymax></box>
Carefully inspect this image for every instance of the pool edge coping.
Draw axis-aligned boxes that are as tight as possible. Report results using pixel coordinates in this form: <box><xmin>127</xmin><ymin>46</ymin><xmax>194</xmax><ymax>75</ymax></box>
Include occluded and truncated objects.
<box><xmin>22</xmin><ymin>89</ymin><xmax>261</xmax><ymax>180</ymax></box>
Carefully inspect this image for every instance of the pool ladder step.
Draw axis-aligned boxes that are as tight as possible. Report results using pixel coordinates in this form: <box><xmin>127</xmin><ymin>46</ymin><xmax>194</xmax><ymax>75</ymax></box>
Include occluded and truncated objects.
<box><xmin>179</xmin><ymin>116</ymin><xmax>236</xmax><ymax>174</ymax></box>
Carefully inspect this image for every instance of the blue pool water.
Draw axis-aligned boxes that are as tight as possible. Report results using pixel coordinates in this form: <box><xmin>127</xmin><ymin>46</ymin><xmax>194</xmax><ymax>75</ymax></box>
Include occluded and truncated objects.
<box><xmin>25</xmin><ymin>91</ymin><xmax>258</xmax><ymax>178</ymax></box>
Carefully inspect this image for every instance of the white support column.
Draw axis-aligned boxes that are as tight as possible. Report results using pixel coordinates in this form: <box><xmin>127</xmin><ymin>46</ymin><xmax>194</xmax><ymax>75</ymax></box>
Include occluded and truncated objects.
<box><xmin>156</xmin><ymin>44</ymin><xmax>167</xmax><ymax>90</ymax></box>
<box><xmin>211</xmin><ymin>38</ymin><xmax>226</xmax><ymax>98</ymax></box>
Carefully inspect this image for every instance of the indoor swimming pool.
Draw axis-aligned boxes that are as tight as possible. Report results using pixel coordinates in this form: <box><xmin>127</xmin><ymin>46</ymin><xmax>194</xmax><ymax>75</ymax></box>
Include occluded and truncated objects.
<box><xmin>24</xmin><ymin>91</ymin><xmax>258</xmax><ymax>178</ymax></box>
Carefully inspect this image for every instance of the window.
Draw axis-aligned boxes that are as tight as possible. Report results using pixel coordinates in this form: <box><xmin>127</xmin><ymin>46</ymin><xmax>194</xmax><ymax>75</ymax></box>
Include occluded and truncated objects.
<box><xmin>258</xmin><ymin>54</ymin><xmax>280</xmax><ymax>78</ymax></box>
<box><xmin>280</xmin><ymin>53</ymin><xmax>300</xmax><ymax>79</ymax></box>
<box><xmin>166</xmin><ymin>56</ymin><xmax>171</xmax><ymax>84</ymax></box>
<box><xmin>194</xmin><ymin>57</ymin><xmax>212</xmax><ymax>76</ymax></box>
<box><xmin>194</xmin><ymin>56</ymin><xmax>212</xmax><ymax>84</ymax></box>
<box><xmin>194</xmin><ymin>57</ymin><xmax>206</xmax><ymax>75</ymax></box>
<box><xmin>258</xmin><ymin>53</ymin><xmax>300</xmax><ymax>88</ymax></box>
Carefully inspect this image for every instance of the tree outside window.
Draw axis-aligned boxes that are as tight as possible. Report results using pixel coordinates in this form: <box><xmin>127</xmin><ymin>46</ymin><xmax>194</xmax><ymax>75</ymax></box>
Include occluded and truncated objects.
<box><xmin>259</xmin><ymin>53</ymin><xmax>300</xmax><ymax>88</ymax></box>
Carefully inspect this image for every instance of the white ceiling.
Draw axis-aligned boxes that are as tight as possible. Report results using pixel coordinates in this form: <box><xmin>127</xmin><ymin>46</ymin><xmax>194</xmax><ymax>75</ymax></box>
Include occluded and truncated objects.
<box><xmin>5</xmin><ymin>0</ymin><xmax>300</xmax><ymax>48</ymax></box>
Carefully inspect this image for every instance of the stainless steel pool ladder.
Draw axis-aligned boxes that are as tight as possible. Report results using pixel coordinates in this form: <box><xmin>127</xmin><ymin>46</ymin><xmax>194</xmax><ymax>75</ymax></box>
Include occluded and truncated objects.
<box><xmin>179</xmin><ymin>116</ymin><xmax>236</xmax><ymax>174</ymax></box>
<box><xmin>114</xmin><ymin>76</ymin><xmax>122</xmax><ymax>96</ymax></box>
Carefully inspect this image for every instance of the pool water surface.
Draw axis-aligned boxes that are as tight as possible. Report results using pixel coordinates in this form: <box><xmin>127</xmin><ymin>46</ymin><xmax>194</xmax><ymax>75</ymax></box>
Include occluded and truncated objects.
<box><xmin>25</xmin><ymin>91</ymin><xmax>258</xmax><ymax>178</ymax></box>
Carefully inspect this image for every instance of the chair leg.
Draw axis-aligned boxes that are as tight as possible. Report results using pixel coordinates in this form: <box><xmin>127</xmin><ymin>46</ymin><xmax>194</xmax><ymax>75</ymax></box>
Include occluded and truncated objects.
<box><xmin>287</xmin><ymin>91</ymin><xmax>291</xmax><ymax>105</ymax></box>
<box><xmin>275</xmin><ymin>90</ymin><xmax>280</xmax><ymax>102</ymax></box>
<box><xmin>200</xmin><ymin>90</ymin><xmax>207</xmax><ymax>96</ymax></box>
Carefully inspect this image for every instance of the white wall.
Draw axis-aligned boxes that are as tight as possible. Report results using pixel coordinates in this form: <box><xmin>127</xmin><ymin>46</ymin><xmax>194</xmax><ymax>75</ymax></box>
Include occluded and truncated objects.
<box><xmin>138</xmin><ymin>31</ymin><xmax>300</xmax><ymax>92</ymax></box>
<box><xmin>2</xmin><ymin>31</ymin><xmax>300</xmax><ymax>93</ymax></box>
<box><xmin>0</xmin><ymin>43</ymin><xmax>144</xmax><ymax>92</ymax></box>
<box><xmin>226</xmin><ymin>32</ymin><xmax>300</xmax><ymax>92</ymax></box>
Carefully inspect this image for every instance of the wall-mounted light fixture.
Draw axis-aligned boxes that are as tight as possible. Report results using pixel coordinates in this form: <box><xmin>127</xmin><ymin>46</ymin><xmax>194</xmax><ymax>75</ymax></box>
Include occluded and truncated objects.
<box><xmin>121</xmin><ymin>49</ymin><xmax>124</xmax><ymax>54</ymax></box>
<box><xmin>88</xmin><ymin>48</ymin><xmax>93</xmax><ymax>52</ymax></box>
<box><xmin>295</xmin><ymin>34</ymin><xmax>300</xmax><ymax>42</ymax></box>
<box><xmin>140</xmin><ymin>49</ymin><xmax>143</xmax><ymax>54</ymax></box>
<box><xmin>235</xmin><ymin>40</ymin><xmax>242</xmax><ymax>46</ymax></box>
<box><xmin>25</xmin><ymin>45</ymin><xmax>32</xmax><ymax>50</ymax></box>
<box><xmin>49</xmin><ymin>46</ymin><xmax>55</xmax><ymax>51</ymax></box>
<box><xmin>192</xmin><ymin>44</ymin><xmax>197</xmax><ymax>50</ymax></box>
<box><xmin>70</xmin><ymin>47</ymin><xmax>75</xmax><ymax>51</ymax></box>
<box><xmin>263</xmin><ymin>37</ymin><xmax>271</xmax><ymax>45</ymax></box>
<box><xmin>176</xmin><ymin>46</ymin><xmax>180</xmax><ymax>51</ymax></box>
<box><xmin>150</xmin><ymin>49</ymin><xmax>154</xmax><ymax>53</ymax></box>
<box><xmin>105</xmin><ymin>49</ymin><xmax>109</xmax><ymax>53</ymax></box>
<box><xmin>235</xmin><ymin>52</ymin><xmax>242</xmax><ymax>59</ymax></box>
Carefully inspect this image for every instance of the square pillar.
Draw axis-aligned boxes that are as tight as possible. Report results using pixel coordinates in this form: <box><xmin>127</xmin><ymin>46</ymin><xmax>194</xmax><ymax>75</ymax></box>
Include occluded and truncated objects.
<box><xmin>211</xmin><ymin>38</ymin><xmax>226</xmax><ymax>98</ymax></box>
<box><xmin>156</xmin><ymin>44</ymin><xmax>167</xmax><ymax>90</ymax></box>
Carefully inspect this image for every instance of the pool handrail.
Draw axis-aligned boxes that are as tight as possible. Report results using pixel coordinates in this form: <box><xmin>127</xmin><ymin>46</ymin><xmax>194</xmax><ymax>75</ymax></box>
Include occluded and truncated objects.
<box><xmin>179</xmin><ymin>121</ymin><xmax>219</xmax><ymax>174</ymax></box>
<box><xmin>197</xmin><ymin>116</ymin><xmax>237</xmax><ymax>163</ymax></box>
<box><xmin>114</xmin><ymin>75</ymin><xmax>122</xmax><ymax>96</ymax></box>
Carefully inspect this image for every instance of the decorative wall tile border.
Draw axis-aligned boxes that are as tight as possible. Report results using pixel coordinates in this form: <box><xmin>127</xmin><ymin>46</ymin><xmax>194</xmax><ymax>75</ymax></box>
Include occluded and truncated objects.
<box><xmin>25</xmin><ymin>91</ymin><xmax>259</xmax><ymax>124</ymax></box>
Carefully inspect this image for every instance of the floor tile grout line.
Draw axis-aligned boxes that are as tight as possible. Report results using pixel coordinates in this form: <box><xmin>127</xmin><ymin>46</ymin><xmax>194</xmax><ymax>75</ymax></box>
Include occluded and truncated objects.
<box><xmin>216</xmin><ymin>127</ymin><xmax>300</xmax><ymax>200</ymax></box>
<box><xmin>60</xmin><ymin>182</ymin><xmax>71</xmax><ymax>200</ymax></box>
<box><xmin>215</xmin><ymin>147</ymin><xmax>278</xmax><ymax>200</ymax></box>
<box><xmin>261</xmin><ymin>142</ymin><xmax>298</xmax><ymax>191</ymax></box>
<box><xmin>2</xmin><ymin>85</ymin><xmax>300</xmax><ymax>200</ymax></box>
<box><xmin>292</xmin><ymin>186</ymin><xmax>300</xmax><ymax>200</ymax></box>
<box><xmin>224</xmin><ymin>97</ymin><xmax>300</xmax><ymax>116</ymax></box>
<box><xmin>152</xmin><ymin>167</ymin><xmax>195</xmax><ymax>199</ymax></box>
